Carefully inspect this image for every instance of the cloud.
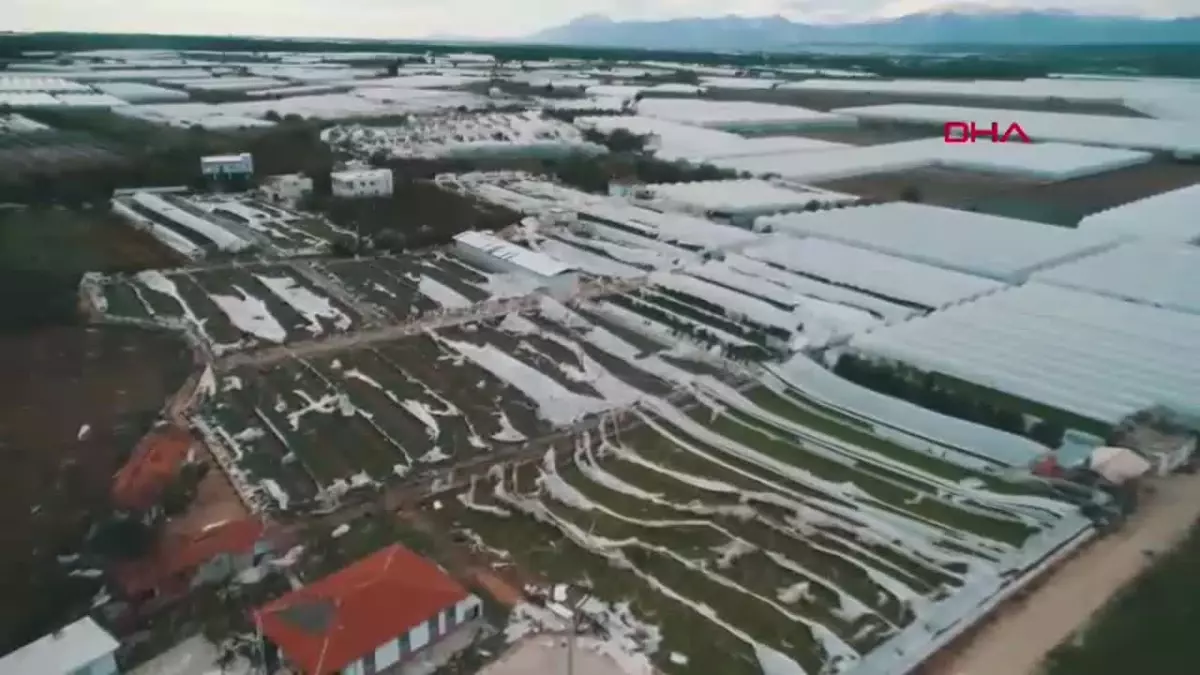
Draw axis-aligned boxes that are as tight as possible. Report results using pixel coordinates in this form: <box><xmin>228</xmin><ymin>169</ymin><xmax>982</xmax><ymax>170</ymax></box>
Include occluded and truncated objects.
<box><xmin>5</xmin><ymin>0</ymin><xmax>1195</xmax><ymax>39</ymax></box>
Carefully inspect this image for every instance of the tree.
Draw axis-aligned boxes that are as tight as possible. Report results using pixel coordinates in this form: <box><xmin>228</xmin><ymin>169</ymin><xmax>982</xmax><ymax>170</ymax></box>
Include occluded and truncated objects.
<box><xmin>900</xmin><ymin>186</ymin><xmax>923</xmax><ymax>203</ymax></box>
<box><xmin>263</xmin><ymin>110</ymin><xmax>281</xmax><ymax>122</ymax></box>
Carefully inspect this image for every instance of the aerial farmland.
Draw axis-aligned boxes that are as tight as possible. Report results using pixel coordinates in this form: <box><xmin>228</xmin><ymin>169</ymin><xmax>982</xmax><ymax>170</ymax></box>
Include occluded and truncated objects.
<box><xmin>4</xmin><ymin>35</ymin><xmax>1200</xmax><ymax>675</ymax></box>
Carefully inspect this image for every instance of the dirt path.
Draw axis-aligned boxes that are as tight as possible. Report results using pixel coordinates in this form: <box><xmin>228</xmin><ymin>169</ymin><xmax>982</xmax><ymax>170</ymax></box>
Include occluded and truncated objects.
<box><xmin>928</xmin><ymin>471</ymin><xmax>1200</xmax><ymax>675</ymax></box>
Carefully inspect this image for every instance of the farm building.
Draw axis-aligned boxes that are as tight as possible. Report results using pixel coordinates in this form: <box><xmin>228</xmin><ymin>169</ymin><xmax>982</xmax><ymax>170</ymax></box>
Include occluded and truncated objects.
<box><xmin>634</xmin><ymin>179</ymin><xmax>858</xmax><ymax>224</ymax></box>
<box><xmin>201</xmin><ymin>152</ymin><xmax>254</xmax><ymax>178</ymax></box>
<box><xmin>255</xmin><ymin>544</ymin><xmax>483</xmax><ymax>675</ymax></box>
<box><xmin>1075</xmin><ymin>183</ymin><xmax>1200</xmax><ymax>242</ymax></box>
<box><xmin>453</xmin><ymin>230</ymin><xmax>579</xmax><ymax>294</ymax></box>
<box><xmin>848</xmin><ymin>283</ymin><xmax>1200</xmax><ymax>428</ymax></box>
<box><xmin>0</xmin><ymin>616</ymin><xmax>119</xmax><ymax>675</ymax></box>
<box><xmin>331</xmin><ymin>168</ymin><xmax>394</xmax><ymax>198</ymax></box>
<box><xmin>757</xmin><ymin>202</ymin><xmax>1119</xmax><ymax>281</ymax></box>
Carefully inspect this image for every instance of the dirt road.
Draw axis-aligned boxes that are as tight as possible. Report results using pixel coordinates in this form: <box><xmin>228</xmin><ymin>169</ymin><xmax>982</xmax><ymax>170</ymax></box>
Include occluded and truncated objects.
<box><xmin>928</xmin><ymin>471</ymin><xmax>1200</xmax><ymax>675</ymax></box>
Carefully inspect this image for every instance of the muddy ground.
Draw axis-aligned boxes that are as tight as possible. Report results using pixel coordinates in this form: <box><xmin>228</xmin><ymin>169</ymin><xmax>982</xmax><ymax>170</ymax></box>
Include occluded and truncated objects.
<box><xmin>0</xmin><ymin>325</ymin><xmax>193</xmax><ymax>652</ymax></box>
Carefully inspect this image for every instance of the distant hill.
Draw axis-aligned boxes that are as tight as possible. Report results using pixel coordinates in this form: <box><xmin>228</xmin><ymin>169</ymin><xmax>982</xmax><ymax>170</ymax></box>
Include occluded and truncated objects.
<box><xmin>527</xmin><ymin>11</ymin><xmax>1200</xmax><ymax>50</ymax></box>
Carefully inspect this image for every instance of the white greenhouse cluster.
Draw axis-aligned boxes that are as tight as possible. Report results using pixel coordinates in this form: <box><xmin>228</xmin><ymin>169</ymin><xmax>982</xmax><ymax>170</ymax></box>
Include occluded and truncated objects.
<box><xmin>1076</xmin><ymin>183</ymin><xmax>1200</xmax><ymax>242</ymax></box>
<box><xmin>708</xmin><ymin>138</ymin><xmax>1153</xmax><ymax>182</ymax></box>
<box><xmin>848</xmin><ymin>283</ymin><xmax>1200</xmax><ymax>425</ymax></box>
<box><xmin>635</xmin><ymin>178</ymin><xmax>858</xmax><ymax>217</ymax></box>
<box><xmin>833</xmin><ymin>103</ymin><xmax>1200</xmax><ymax>156</ymax></box>
<box><xmin>757</xmin><ymin>203</ymin><xmax>1119</xmax><ymax>281</ymax></box>
<box><xmin>1031</xmin><ymin>242</ymin><xmax>1200</xmax><ymax>317</ymax></box>
<box><xmin>575</xmin><ymin>115</ymin><xmax>847</xmax><ymax>163</ymax></box>
<box><xmin>633</xmin><ymin>98</ymin><xmax>852</xmax><ymax>131</ymax></box>
<box><xmin>740</xmin><ymin>237</ymin><xmax>1007</xmax><ymax>310</ymax></box>
<box><xmin>91</xmin><ymin>81</ymin><xmax>191</xmax><ymax>103</ymax></box>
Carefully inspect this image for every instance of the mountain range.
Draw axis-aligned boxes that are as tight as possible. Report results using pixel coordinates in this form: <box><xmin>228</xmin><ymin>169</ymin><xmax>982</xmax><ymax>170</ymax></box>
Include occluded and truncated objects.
<box><xmin>527</xmin><ymin>10</ymin><xmax>1200</xmax><ymax>50</ymax></box>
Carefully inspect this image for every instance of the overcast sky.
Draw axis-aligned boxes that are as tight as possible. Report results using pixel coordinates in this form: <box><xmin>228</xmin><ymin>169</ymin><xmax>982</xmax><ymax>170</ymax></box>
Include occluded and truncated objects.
<box><xmin>6</xmin><ymin>0</ymin><xmax>1195</xmax><ymax>40</ymax></box>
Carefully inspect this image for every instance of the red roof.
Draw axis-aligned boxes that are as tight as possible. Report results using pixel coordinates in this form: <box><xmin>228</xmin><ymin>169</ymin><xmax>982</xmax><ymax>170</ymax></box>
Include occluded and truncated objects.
<box><xmin>112</xmin><ymin>427</ymin><xmax>194</xmax><ymax>511</ymax></box>
<box><xmin>114</xmin><ymin>518</ymin><xmax>266</xmax><ymax>597</ymax></box>
<box><xmin>255</xmin><ymin>544</ymin><xmax>467</xmax><ymax>675</ymax></box>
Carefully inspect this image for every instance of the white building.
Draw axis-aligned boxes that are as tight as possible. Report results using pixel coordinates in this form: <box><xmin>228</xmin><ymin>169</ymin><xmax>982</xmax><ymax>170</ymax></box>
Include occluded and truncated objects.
<box><xmin>331</xmin><ymin>168</ymin><xmax>394</xmax><ymax>198</ymax></box>
<box><xmin>0</xmin><ymin>617</ymin><xmax>119</xmax><ymax>675</ymax></box>
<box><xmin>200</xmin><ymin>152</ymin><xmax>254</xmax><ymax>178</ymax></box>
<box><xmin>453</xmin><ymin>230</ymin><xmax>579</xmax><ymax>296</ymax></box>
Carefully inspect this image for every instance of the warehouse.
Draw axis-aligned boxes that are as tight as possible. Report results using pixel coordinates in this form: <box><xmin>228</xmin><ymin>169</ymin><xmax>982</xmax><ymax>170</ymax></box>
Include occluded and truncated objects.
<box><xmin>832</xmin><ymin>103</ymin><xmax>1200</xmax><ymax>157</ymax></box>
<box><xmin>758</xmin><ymin>202</ymin><xmax>1120</xmax><ymax>281</ymax></box>
<box><xmin>848</xmin><ymin>283</ymin><xmax>1200</xmax><ymax>427</ymax></box>
<box><xmin>1032</xmin><ymin>241</ymin><xmax>1200</xmax><ymax>317</ymax></box>
<box><xmin>634</xmin><ymin>179</ymin><xmax>858</xmax><ymax>224</ymax></box>
<box><xmin>453</xmin><ymin>230</ymin><xmax>579</xmax><ymax>296</ymax></box>
<box><xmin>1076</xmin><ymin>183</ymin><xmax>1200</xmax><ymax>242</ymax></box>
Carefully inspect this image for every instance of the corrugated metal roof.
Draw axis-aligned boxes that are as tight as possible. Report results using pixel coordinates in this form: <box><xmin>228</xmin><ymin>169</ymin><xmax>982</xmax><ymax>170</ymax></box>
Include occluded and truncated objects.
<box><xmin>455</xmin><ymin>230</ymin><xmax>574</xmax><ymax>277</ymax></box>
<box><xmin>643</xmin><ymin>179</ymin><xmax>856</xmax><ymax>213</ymax></box>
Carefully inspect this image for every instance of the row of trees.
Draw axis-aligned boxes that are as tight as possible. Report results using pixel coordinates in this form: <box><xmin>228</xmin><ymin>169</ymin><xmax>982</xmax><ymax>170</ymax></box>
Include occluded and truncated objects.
<box><xmin>833</xmin><ymin>353</ymin><xmax>1066</xmax><ymax>448</ymax></box>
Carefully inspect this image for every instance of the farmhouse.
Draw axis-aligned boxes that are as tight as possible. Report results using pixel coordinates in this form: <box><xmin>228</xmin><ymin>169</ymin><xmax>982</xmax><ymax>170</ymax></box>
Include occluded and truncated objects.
<box><xmin>332</xmin><ymin>168</ymin><xmax>394</xmax><ymax>198</ymax></box>
<box><xmin>452</xmin><ymin>229</ymin><xmax>579</xmax><ymax>295</ymax></box>
<box><xmin>200</xmin><ymin>152</ymin><xmax>254</xmax><ymax>178</ymax></box>
<box><xmin>255</xmin><ymin>544</ymin><xmax>484</xmax><ymax>675</ymax></box>
<box><xmin>0</xmin><ymin>616</ymin><xmax>119</xmax><ymax>675</ymax></box>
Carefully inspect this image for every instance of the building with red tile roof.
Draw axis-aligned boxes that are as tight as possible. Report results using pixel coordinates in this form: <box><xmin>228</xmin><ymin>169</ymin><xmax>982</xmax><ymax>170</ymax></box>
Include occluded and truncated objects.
<box><xmin>254</xmin><ymin>544</ymin><xmax>483</xmax><ymax>675</ymax></box>
<box><xmin>112</xmin><ymin>426</ymin><xmax>194</xmax><ymax>512</ymax></box>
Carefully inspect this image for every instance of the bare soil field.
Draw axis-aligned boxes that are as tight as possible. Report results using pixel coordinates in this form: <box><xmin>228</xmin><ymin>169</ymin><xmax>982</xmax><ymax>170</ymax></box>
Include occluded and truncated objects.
<box><xmin>0</xmin><ymin>131</ymin><xmax>127</xmax><ymax>183</ymax></box>
<box><xmin>698</xmin><ymin>88</ymin><xmax>1149</xmax><ymax>118</ymax></box>
<box><xmin>0</xmin><ymin>325</ymin><xmax>192</xmax><ymax>652</ymax></box>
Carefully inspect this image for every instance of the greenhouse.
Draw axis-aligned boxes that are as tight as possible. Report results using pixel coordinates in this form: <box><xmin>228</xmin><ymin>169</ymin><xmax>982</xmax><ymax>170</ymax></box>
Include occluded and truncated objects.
<box><xmin>848</xmin><ymin>283</ymin><xmax>1200</xmax><ymax>426</ymax></box>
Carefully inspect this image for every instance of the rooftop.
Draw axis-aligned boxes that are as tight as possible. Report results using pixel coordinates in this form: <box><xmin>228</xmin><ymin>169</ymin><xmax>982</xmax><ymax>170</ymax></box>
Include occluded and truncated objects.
<box><xmin>1077</xmin><ymin>183</ymin><xmax>1200</xmax><ymax>242</ymax></box>
<box><xmin>0</xmin><ymin>617</ymin><xmax>118</xmax><ymax>675</ymax></box>
<box><xmin>455</xmin><ymin>230</ymin><xmax>574</xmax><ymax>277</ymax></box>
<box><xmin>255</xmin><ymin>544</ymin><xmax>468</xmax><ymax>675</ymax></box>
<box><xmin>111</xmin><ymin>426</ymin><xmax>194</xmax><ymax>511</ymax></box>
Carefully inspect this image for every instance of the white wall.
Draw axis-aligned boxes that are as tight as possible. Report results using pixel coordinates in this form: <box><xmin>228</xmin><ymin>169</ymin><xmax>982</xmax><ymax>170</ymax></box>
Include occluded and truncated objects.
<box><xmin>375</xmin><ymin>637</ymin><xmax>401</xmax><ymax>671</ymax></box>
<box><xmin>455</xmin><ymin>595</ymin><xmax>483</xmax><ymax>624</ymax></box>
<box><xmin>409</xmin><ymin>620</ymin><xmax>431</xmax><ymax>651</ymax></box>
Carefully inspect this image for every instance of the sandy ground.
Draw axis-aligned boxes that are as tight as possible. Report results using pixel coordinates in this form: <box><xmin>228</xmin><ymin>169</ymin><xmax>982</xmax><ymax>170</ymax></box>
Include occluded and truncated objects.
<box><xmin>928</xmin><ymin>471</ymin><xmax>1200</xmax><ymax>675</ymax></box>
